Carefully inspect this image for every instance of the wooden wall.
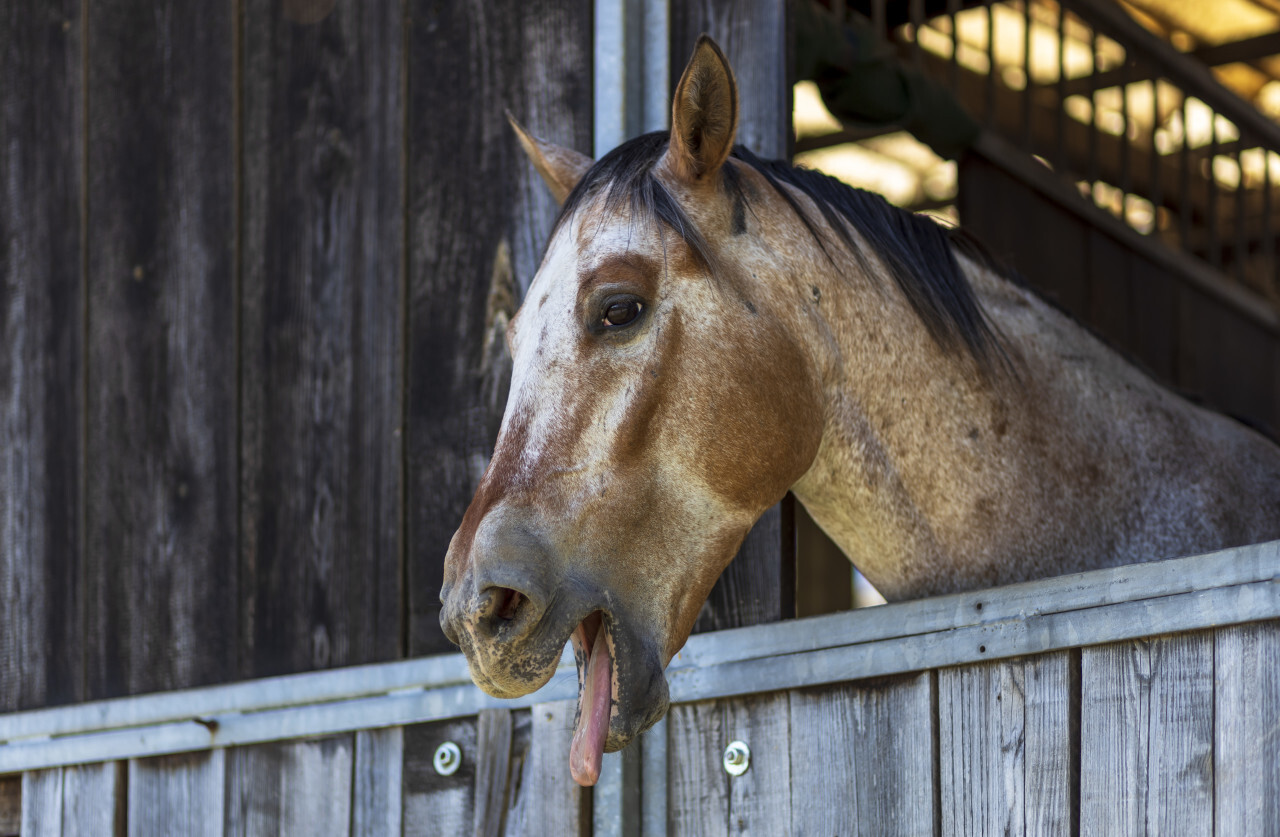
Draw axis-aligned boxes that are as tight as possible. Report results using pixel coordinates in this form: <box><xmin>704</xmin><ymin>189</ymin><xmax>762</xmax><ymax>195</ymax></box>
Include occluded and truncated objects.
<box><xmin>0</xmin><ymin>0</ymin><xmax>597</xmax><ymax>712</ymax></box>
<box><xmin>1</xmin><ymin>0</ymin><xmax>803</xmax><ymax>717</ymax></box>
<box><xmin>959</xmin><ymin>151</ymin><xmax>1280</xmax><ymax>440</ymax></box>
<box><xmin>3</xmin><ymin>621</ymin><xmax>1277</xmax><ymax>835</ymax></box>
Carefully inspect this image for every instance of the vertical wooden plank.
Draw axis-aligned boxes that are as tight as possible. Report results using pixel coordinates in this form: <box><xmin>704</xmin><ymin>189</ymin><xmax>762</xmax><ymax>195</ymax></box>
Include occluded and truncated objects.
<box><xmin>0</xmin><ymin>0</ymin><xmax>84</xmax><ymax>713</ymax></box>
<box><xmin>474</xmin><ymin>709</ymin><xmax>513</xmax><ymax>837</ymax></box>
<box><xmin>225</xmin><ymin>735</ymin><xmax>354</xmax><ymax>836</ymax></box>
<box><xmin>20</xmin><ymin>769</ymin><xmax>63</xmax><ymax>837</ymax></box>
<box><xmin>405</xmin><ymin>0</ymin><xmax>594</xmax><ymax>656</ymax></box>
<box><xmin>938</xmin><ymin>653</ymin><xmax>1072</xmax><ymax>837</ymax></box>
<box><xmin>0</xmin><ymin>776</ymin><xmax>18</xmax><ymax>837</ymax></box>
<box><xmin>128</xmin><ymin>750</ymin><xmax>226</xmax><ymax>837</ymax></box>
<box><xmin>938</xmin><ymin>661</ymin><xmax>1024</xmax><ymax>837</ymax></box>
<box><xmin>667</xmin><ymin>693</ymin><xmax>792</xmax><ymax>836</ymax></box>
<box><xmin>239</xmin><ymin>0</ymin><xmax>404</xmax><ymax>680</ymax></box>
<box><xmin>789</xmin><ymin>685</ymin><xmax>859</xmax><ymax>836</ymax></box>
<box><xmin>672</xmin><ymin>0</ymin><xmax>795</xmax><ymax>633</ymax></box>
<box><xmin>1080</xmin><ymin>633</ymin><xmax>1213</xmax><ymax>837</ymax></box>
<box><xmin>667</xmin><ymin>701</ymin><xmax>729</xmax><ymax>837</ymax></box>
<box><xmin>63</xmin><ymin>763</ymin><xmax>126</xmax><ymax>836</ymax></box>
<box><xmin>83</xmin><ymin>0</ymin><xmax>237</xmax><ymax>700</ymax></box>
<box><xmin>352</xmin><ymin>727</ymin><xmax>403</xmax><ymax>837</ymax></box>
<box><xmin>402</xmin><ymin>718</ymin><xmax>477</xmax><ymax>837</ymax></box>
<box><xmin>1215</xmin><ymin>621</ymin><xmax>1280</xmax><ymax>836</ymax></box>
<box><xmin>1021</xmin><ymin>652</ymin><xmax>1074</xmax><ymax>836</ymax></box>
<box><xmin>524</xmin><ymin>701</ymin><xmax>587</xmax><ymax>836</ymax></box>
<box><xmin>850</xmin><ymin>673</ymin><xmax>936</xmax><ymax>837</ymax></box>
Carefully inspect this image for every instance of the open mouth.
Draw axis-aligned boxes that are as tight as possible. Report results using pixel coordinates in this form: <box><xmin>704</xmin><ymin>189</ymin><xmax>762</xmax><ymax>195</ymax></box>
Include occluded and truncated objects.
<box><xmin>568</xmin><ymin>610</ymin><xmax>615</xmax><ymax>787</ymax></box>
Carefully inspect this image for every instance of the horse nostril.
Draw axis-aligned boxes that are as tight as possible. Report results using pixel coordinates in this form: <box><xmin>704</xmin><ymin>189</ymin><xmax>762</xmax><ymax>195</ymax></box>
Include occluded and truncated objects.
<box><xmin>477</xmin><ymin>586</ymin><xmax>528</xmax><ymax>630</ymax></box>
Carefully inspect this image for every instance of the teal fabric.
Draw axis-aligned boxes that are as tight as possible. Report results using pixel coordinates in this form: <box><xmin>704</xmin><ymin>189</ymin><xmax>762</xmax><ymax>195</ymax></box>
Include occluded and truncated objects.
<box><xmin>793</xmin><ymin>0</ymin><xmax>980</xmax><ymax>159</ymax></box>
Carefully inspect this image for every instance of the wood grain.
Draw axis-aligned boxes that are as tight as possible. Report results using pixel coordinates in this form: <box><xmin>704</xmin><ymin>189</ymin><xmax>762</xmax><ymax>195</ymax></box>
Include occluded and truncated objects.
<box><xmin>474</xmin><ymin>709</ymin><xmax>513</xmax><ymax>837</ymax></box>
<box><xmin>83</xmin><ymin>0</ymin><xmax>237</xmax><ymax>700</ymax></box>
<box><xmin>1079</xmin><ymin>633</ymin><xmax>1213</xmax><ymax>837</ymax></box>
<box><xmin>403</xmin><ymin>718</ymin><xmax>477</xmax><ymax>837</ymax></box>
<box><xmin>21</xmin><ymin>763</ymin><xmax>125</xmax><ymax>837</ymax></box>
<box><xmin>239</xmin><ymin>0</ymin><xmax>403</xmax><ymax>680</ymax></box>
<box><xmin>523</xmin><ymin>701</ymin><xmax>587</xmax><ymax>836</ymax></box>
<box><xmin>128</xmin><ymin>751</ymin><xmax>224</xmax><ymax>837</ymax></box>
<box><xmin>1214</xmin><ymin>621</ymin><xmax>1280</xmax><ymax>835</ymax></box>
<box><xmin>405</xmin><ymin>0</ymin><xmax>594</xmax><ymax>656</ymax></box>
<box><xmin>848</xmin><ymin>674</ymin><xmax>935</xmax><ymax>837</ymax></box>
<box><xmin>0</xmin><ymin>776</ymin><xmax>17</xmax><ymax>837</ymax></box>
<box><xmin>352</xmin><ymin>727</ymin><xmax>403</xmax><ymax>837</ymax></box>
<box><xmin>0</xmin><ymin>0</ymin><xmax>84</xmax><ymax>713</ymax></box>
<box><xmin>224</xmin><ymin>735</ymin><xmax>354</xmax><ymax>836</ymax></box>
<box><xmin>938</xmin><ymin>653</ymin><xmax>1072</xmax><ymax>837</ymax></box>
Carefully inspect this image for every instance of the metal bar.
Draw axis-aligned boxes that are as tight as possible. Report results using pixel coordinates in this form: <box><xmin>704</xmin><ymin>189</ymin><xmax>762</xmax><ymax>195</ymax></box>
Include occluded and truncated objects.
<box><xmin>1088</xmin><ymin>26</ymin><xmax>1099</xmax><ymax>193</ymax></box>
<box><xmin>641</xmin><ymin>0</ymin><xmax>669</xmax><ymax>132</ymax></box>
<box><xmin>986</xmin><ymin>0</ymin><xmax>996</xmax><ymax>123</ymax></box>
<box><xmin>1023</xmin><ymin>0</ymin><xmax>1032</xmax><ymax>149</ymax></box>
<box><xmin>1267</xmin><ymin>150</ymin><xmax>1275</xmax><ymax>289</ymax></box>
<box><xmin>974</xmin><ymin>130</ymin><xmax>1280</xmax><ymax>332</ymax></box>
<box><xmin>1065</xmin><ymin>0</ymin><xmax>1280</xmax><ymax>154</ymax></box>
<box><xmin>1180</xmin><ymin>94</ymin><xmax>1191</xmax><ymax>248</ymax></box>
<box><xmin>1120</xmin><ymin>53</ymin><xmax>1131</xmax><ymax>208</ymax></box>
<box><xmin>1237</xmin><ymin>143</ymin><xmax>1247</xmax><ymax>282</ymax></box>
<box><xmin>910</xmin><ymin>0</ymin><xmax>924</xmax><ymax>70</ymax></box>
<box><xmin>1056</xmin><ymin>0</ymin><xmax>1066</xmax><ymax>172</ymax></box>
<box><xmin>1150</xmin><ymin>75</ymin><xmax>1162</xmax><ymax>227</ymax></box>
<box><xmin>948</xmin><ymin>0</ymin><xmax>960</xmax><ymax>92</ymax></box>
<box><xmin>1209</xmin><ymin>114</ymin><xmax>1221</xmax><ymax>269</ymax></box>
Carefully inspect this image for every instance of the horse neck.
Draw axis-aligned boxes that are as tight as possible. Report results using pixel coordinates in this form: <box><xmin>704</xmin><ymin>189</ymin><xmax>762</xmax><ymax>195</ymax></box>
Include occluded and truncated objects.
<box><xmin>785</xmin><ymin>242</ymin><xmax>1280</xmax><ymax>601</ymax></box>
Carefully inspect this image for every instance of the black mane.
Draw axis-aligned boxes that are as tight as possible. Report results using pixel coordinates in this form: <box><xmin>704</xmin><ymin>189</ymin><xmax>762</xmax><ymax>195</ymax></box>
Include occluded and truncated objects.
<box><xmin>553</xmin><ymin>130</ymin><xmax>1006</xmax><ymax>370</ymax></box>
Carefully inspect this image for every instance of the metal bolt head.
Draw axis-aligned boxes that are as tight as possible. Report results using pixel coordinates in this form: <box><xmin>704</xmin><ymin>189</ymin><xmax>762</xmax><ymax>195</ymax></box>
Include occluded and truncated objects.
<box><xmin>723</xmin><ymin>740</ymin><xmax>750</xmax><ymax>776</ymax></box>
<box><xmin>433</xmin><ymin>741</ymin><xmax>461</xmax><ymax>776</ymax></box>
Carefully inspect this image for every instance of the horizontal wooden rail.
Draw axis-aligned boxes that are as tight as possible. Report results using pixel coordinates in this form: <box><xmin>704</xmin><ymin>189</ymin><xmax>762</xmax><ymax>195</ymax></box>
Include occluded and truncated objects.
<box><xmin>1</xmin><ymin>540</ymin><xmax>1276</xmax><ymax>774</ymax></box>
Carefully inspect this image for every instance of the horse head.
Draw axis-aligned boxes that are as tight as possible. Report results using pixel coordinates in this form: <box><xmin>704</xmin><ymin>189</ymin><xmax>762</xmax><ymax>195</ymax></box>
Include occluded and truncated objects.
<box><xmin>438</xmin><ymin>37</ymin><xmax>826</xmax><ymax>786</ymax></box>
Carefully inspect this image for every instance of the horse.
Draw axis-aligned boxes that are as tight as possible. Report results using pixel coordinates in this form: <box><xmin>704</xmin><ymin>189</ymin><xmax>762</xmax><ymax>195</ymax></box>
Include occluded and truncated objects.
<box><xmin>438</xmin><ymin>36</ymin><xmax>1280</xmax><ymax>787</ymax></box>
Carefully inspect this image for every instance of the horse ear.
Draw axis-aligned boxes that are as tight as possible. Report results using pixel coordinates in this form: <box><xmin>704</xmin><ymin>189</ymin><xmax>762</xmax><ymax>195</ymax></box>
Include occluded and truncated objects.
<box><xmin>507</xmin><ymin>112</ymin><xmax>594</xmax><ymax>206</ymax></box>
<box><xmin>664</xmin><ymin>35</ymin><xmax>739</xmax><ymax>183</ymax></box>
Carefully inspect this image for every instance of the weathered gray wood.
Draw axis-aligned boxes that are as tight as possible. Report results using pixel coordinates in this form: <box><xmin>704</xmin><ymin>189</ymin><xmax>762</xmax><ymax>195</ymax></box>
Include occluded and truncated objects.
<box><xmin>0</xmin><ymin>0</ymin><xmax>84</xmax><ymax>714</ymax></box>
<box><xmin>939</xmin><ymin>653</ymin><xmax>1071</xmax><ymax>837</ymax></box>
<box><xmin>405</xmin><ymin>0</ymin><xmax>593</xmax><ymax>656</ymax></box>
<box><xmin>523</xmin><ymin>701</ymin><xmax>587</xmax><ymax>836</ymax></box>
<box><xmin>20</xmin><ymin>768</ymin><xmax>64</xmax><ymax>837</ymax></box>
<box><xmin>667</xmin><ymin>692</ymin><xmax>792</xmax><ymax>836</ymax></box>
<box><xmin>128</xmin><ymin>750</ymin><xmax>225</xmax><ymax>837</ymax></box>
<box><xmin>1214</xmin><ymin>621</ymin><xmax>1280</xmax><ymax>835</ymax></box>
<box><xmin>225</xmin><ymin>735</ymin><xmax>354</xmax><ymax>836</ymax></box>
<box><xmin>20</xmin><ymin>768</ymin><xmax>125</xmax><ymax>837</ymax></box>
<box><xmin>403</xmin><ymin>718</ymin><xmax>477</xmax><ymax>837</ymax></box>
<box><xmin>671</xmin><ymin>541</ymin><xmax>1280</xmax><ymax>674</ymax></box>
<box><xmin>1079</xmin><ymin>634</ymin><xmax>1213</xmax><ymax>836</ymax></box>
<box><xmin>474</xmin><ymin>709</ymin><xmax>513</xmax><ymax>837</ymax></box>
<box><xmin>239</xmin><ymin>0</ymin><xmax>403</xmax><ymax>681</ymax></box>
<box><xmin>594</xmin><ymin>744</ymin><xmax>641</xmax><ymax>837</ymax></box>
<box><xmin>788</xmin><ymin>685</ymin><xmax>859</xmax><ymax>835</ymax></box>
<box><xmin>83</xmin><ymin>0</ymin><xmax>237</xmax><ymax>700</ymax></box>
<box><xmin>1021</xmin><ymin>652</ymin><xmax>1074</xmax><ymax>835</ymax></box>
<box><xmin>639</xmin><ymin>718</ymin><xmax>668</xmax><ymax>837</ymax></box>
<box><xmin>852</xmin><ymin>674</ymin><xmax>935</xmax><ymax>837</ymax></box>
<box><xmin>352</xmin><ymin>728</ymin><xmax>403</xmax><ymax>837</ymax></box>
<box><xmin>0</xmin><ymin>776</ymin><xmax>17</xmax><ymax>837</ymax></box>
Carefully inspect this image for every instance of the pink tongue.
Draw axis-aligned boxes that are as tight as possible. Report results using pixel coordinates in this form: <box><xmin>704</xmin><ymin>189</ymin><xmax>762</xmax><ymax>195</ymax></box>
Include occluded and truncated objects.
<box><xmin>569</xmin><ymin>624</ymin><xmax>612</xmax><ymax>787</ymax></box>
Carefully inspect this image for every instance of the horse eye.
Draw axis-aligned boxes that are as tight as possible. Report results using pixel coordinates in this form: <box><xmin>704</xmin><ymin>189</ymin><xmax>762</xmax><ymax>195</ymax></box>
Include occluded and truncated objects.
<box><xmin>602</xmin><ymin>299</ymin><xmax>642</xmax><ymax>327</ymax></box>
